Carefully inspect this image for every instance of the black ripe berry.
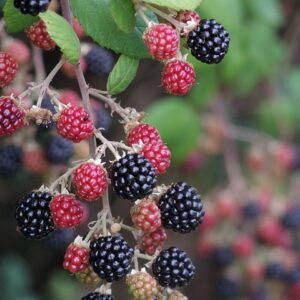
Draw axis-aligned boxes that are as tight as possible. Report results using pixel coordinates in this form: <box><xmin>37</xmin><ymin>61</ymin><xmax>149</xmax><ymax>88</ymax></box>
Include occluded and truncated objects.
<box><xmin>14</xmin><ymin>0</ymin><xmax>52</xmax><ymax>16</ymax></box>
<box><xmin>81</xmin><ymin>293</ymin><xmax>114</xmax><ymax>300</ymax></box>
<box><xmin>152</xmin><ymin>247</ymin><xmax>196</xmax><ymax>288</ymax></box>
<box><xmin>187</xmin><ymin>19</ymin><xmax>230</xmax><ymax>64</ymax></box>
<box><xmin>0</xmin><ymin>144</ymin><xmax>22</xmax><ymax>177</ymax></box>
<box><xmin>89</xmin><ymin>235</ymin><xmax>134</xmax><ymax>282</ymax></box>
<box><xmin>15</xmin><ymin>191</ymin><xmax>55</xmax><ymax>239</ymax></box>
<box><xmin>158</xmin><ymin>182</ymin><xmax>205</xmax><ymax>233</ymax></box>
<box><xmin>110</xmin><ymin>153</ymin><xmax>157</xmax><ymax>201</ymax></box>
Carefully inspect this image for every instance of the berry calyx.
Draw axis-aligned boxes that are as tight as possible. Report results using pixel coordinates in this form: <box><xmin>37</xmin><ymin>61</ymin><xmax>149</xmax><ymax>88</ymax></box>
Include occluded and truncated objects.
<box><xmin>110</xmin><ymin>153</ymin><xmax>157</xmax><ymax>201</ymax></box>
<box><xmin>50</xmin><ymin>194</ymin><xmax>85</xmax><ymax>228</ymax></box>
<box><xmin>187</xmin><ymin>19</ymin><xmax>230</xmax><ymax>64</ymax></box>
<box><xmin>56</xmin><ymin>105</ymin><xmax>94</xmax><ymax>143</ymax></box>
<box><xmin>126</xmin><ymin>271</ymin><xmax>160</xmax><ymax>300</ymax></box>
<box><xmin>63</xmin><ymin>238</ymin><xmax>90</xmax><ymax>273</ymax></box>
<box><xmin>130</xmin><ymin>199</ymin><xmax>161</xmax><ymax>233</ymax></box>
<box><xmin>152</xmin><ymin>247</ymin><xmax>196</xmax><ymax>287</ymax></box>
<box><xmin>178</xmin><ymin>11</ymin><xmax>201</xmax><ymax>36</ymax></box>
<box><xmin>141</xmin><ymin>142</ymin><xmax>171</xmax><ymax>174</ymax></box>
<box><xmin>15</xmin><ymin>190</ymin><xmax>55</xmax><ymax>239</ymax></box>
<box><xmin>0</xmin><ymin>52</ymin><xmax>18</xmax><ymax>87</ymax></box>
<box><xmin>144</xmin><ymin>24</ymin><xmax>179</xmax><ymax>61</ymax></box>
<box><xmin>0</xmin><ymin>97</ymin><xmax>25</xmax><ymax>136</ymax></box>
<box><xmin>14</xmin><ymin>0</ymin><xmax>52</xmax><ymax>16</ymax></box>
<box><xmin>72</xmin><ymin>162</ymin><xmax>108</xmax><ymax>201</ymax></box>
<box><xmin>158</xmin><ymin>182</ymin><xmax>205</xmax><ymax>233</ymax></box>
<box><xmin>89</xmin><ymin>235</ymin><xmax>134</xmax><ymax>282</ymax></box>
<box><xmin>161</xmin><ymin>60</ymin><xmax>196</xmax><ymax>96</ymax></box>
<box><xmin>138</xmin><ymin>227</ymin><xmax>167</xmax><ymax>255</ymax></box>
<box><xmin>25</xmin><ymin>20</ymin><xmax>56</xmax><ymax>51</ymax></box>
<box><xmin>127</xmin><ymin>123</ymin><xmax>162</xmax><ymax>147</ymax></box>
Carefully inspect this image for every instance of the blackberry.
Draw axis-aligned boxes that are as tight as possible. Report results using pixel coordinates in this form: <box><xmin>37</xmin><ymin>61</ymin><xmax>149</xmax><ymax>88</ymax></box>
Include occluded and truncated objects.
<box><xmin>85</xmin><ymin>46</ymin><xmax>115</xmax><ymax>76</ymax></box>
<box><xmin>89</xmin><ymin>235</ymin><xmax>134</xmax><ymax>282</ymax></box>
<box><xmin>15</xmin><ymin>191</ymin><xmax>55</xmax><ymax>239</ymax></box>
<box><xmin>45</xmin><ymin>135</ymin><xmax>74</xmax><ymax>164</ymax></box>
<box><xmin>81</xmin><ymin>293</ymin><xmax>114</xmax><ymax>300</ymax></box>
<box><xmin>43</xmin><ymin>229</ymin><xmax>75</xmax><ymax>250</ymax></box>
<box><xmin>265</xmin><ymin>262</ymin><xmax>286</xmax><ymax>280</ymax></box>
<box><xmin>213</xmin><ymin>246</ymin><xmax>234</xmax><ymax>267</ymax></box>
<box><xmin>243</xmin><ymin>202</ymin><xmax>261</xmax><ymax>219</ymax></box>
<box><xmin>158</xmin><ymin>182</ymin><xmax>205</xmax><ymax>233</ymax></box>
<box><xmin>94</xmin><ymin>107</ymin><xmax>112</xmax><ymax>131</ymax></box>
<box><xmin>216</xmin><ymin>277</ymin><xmax>239</xmax><ymax>299</ymax></box>
<box><xmin>0</xmin><ymin>144</ymin><xmax>22</xmax><ymax>177</ymax></box>
<box><xmin>282</xmin><ymin>206</ymin><xmax>300</xmax><ymax>229</ymax></box>
<box><xmin>187</xmin><ymin>19</ymin><xmax>230</xmax><ymax>64</ymax></box>
<box><xmin>110</xmin><ymin>153</ymin><xmax>157</xmax><ymax>201</ymax></box>
<box><xmin>14</xmin><ymin>0</ymin><xmax>51</xmax><ymax>16</ymax></box>
<box><xmin>152</xmin><ymin>247</ymin><xmax>195</xmax><ymax>288</ymax></box>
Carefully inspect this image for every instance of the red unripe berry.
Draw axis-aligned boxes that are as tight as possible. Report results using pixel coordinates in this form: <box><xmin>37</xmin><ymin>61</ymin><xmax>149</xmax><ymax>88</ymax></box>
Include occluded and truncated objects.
<box><xmin>5</xmin><ymin>40</ymin><xmax>30</xmax><ymax>65</ymax></box>
<box><xmin>144</xmin><ymin>23</ymin><xmax>179</xmax><ymax>61</ymax></box>
<box><xmin>60</xmin><ymin>90</ymin><xmax>81</xmax><ymax>106</ymax></box>
<box><xmin>127</xmin><ymin>123</ymin><xmax>162</xmax><ymax>147</ymax></box>
<box><xmin>196</xmin><ymin>235</ymin><xmax>215</xmax><ymax>257</ymax></box>
<box><xmin>138</xmin><ymin>227</ymin><xmax>167</xmax><ymax>255</ymax></box>
<box><xmin>0</xmin><ymin>97</ymin><xmax>25</xmax><ymax>136</ymax></box>
<box><xmin>232</xmin><ymin>235</ymin><xmax>256</xmax><ymax>257</ymax></box>
<box><xmin>50</xmin><ymin>194</ymin><xmax>85</xmax><ymax>228</ymax></box>
<box><xmin>0</xmin><ymin>52</ymin><xmax>18</xmax><ymax>87</ymax></box>
<box><xmin>246</xmin><ymin>260</ymin><xmax>265</xmax><ymax>280</ymax></box>
<box><xmin>63</xmin><ymin>241</ymin><xmax>90</xmax><ymax>273</ymax></box>
<box><xmin>215</xmin><ymin>194</ymin><xmax>239</xmax><ymax>219</ymax></box>
<box><xmin>72</xmin><ymin>162</ymin><xmax>107</xmax><ymax>201</ymax></box>
<box><xmin>257</xmin><ymin>217</ymin><xmax>284</xmax><ymax>246</ymax></box>
<box><xmin>131</xmin><ymin>199</ymin><xmax>161</xmax><ymax>233</ymax></box>
<box><xmin>25</xmin><ymin>20</ymin><xmax>56</xmax><ymax>51</ymax></box>
<box><xmin>56</xmin><ymin>105</ymin><xmax>94</xmax><ymax>143</ymax></box>
<box><xmin>62</xmin><ymin>57</ymin><xmax>87</xmax><ymax>78</ymax></box>
<box><xmin>162</xmin><ymin>60</ymin><xmax>196</xmax><ymax>96</ymax></box>
<box><xmin>23</xmin><ymin>148</ymin><xmax>48</xmax><ymax>174</ymax></box>
<box><xmin>141</xmin><ymin>142</ymin><xmax>171</xmax><ymax>174</ymax></box>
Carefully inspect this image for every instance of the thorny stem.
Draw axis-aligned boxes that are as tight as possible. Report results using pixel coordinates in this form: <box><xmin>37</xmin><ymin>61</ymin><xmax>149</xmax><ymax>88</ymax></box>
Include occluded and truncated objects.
<box><xmin>143</xmin><ymin>3</ymin><xmax>183</xmax><ymax>29</ymax></box>
<box><xmin>36</xmin><ymin>58</ymin><xmax>64</xmax><ymax>107</ymax></box>
<box><xmin>102</xmin><ymin>189</ymin><xmax>113</xmax><ymax>221</ymax></box>
<box><xmin>89</xmin><ymin>88</ymin><xmax>139</xmax><ymax>123</ymax></box>
<box><xmin>32</xmin><ymin>46</ymin><xmax>46</xmax><ymax>84</ymax></box>
<box><xmin>60</xmin><ymin>0</ymin><xmax>97</xmax><ymax>159</ymax></box>
<box><xmin>95</xmin><ymin>130</ymin><xmax>121</xmax><ymax>160</ymax></box>
<box><xmin>48</xmin><ymin>165</ymin><xmax>77</xmax><ymax>192</ymax></box>
<box><xmin>84</xmin><ymin>217</ymin><xmax>103</xmax><ymax>243</ymax></box>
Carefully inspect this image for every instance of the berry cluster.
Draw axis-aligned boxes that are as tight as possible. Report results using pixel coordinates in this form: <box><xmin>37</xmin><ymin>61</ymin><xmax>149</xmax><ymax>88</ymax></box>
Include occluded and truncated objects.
<box><xmin>143</xmin><ymin>11</ymin><xmax>230</xmax><ymax>96</ymax></box>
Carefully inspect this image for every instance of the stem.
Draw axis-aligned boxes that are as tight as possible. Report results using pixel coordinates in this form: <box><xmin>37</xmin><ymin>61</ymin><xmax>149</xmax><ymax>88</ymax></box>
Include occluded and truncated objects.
<box><xmin>36</xmin><ymin>58</ymin><xmax>64</xmax><ymax>107</ymax></box>
<box><xmin>60</xmin><ymin>0</ymin><xmax>97</xmax><ymax>158</ymax></box>
<box><xmin>102</xmin><ymin>189</ymin><xmax>113</xmax><ymax>220</ymax></box>
<box><xmin>48</xmin><ymin>166</ymin><xmax>77</xmax><ymax>192</ymax></box>
<box><xmin>95</xmin><ymin>131</ymin><xmax>121</xmax><ymax>159</ymax></box>
<box><xmin>32</xmin><ymin>46</ymin><xmax>46</xmax><ymax>83</ymax></box>
<box><xmin>84</xmin><ymin>217</ymin><xmax>103</xmax><ymax>243</ymax></box>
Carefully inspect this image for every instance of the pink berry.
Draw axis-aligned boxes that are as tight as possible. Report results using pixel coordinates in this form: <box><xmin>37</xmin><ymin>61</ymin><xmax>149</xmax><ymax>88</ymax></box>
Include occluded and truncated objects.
<box><xmin>162</xmin><ymin>60</ymin><xmax>196</xmax><ymax>96</ymax></box>
<box><xmin>138</xmin><ymin>227</ymin><xmax>167</xmax><ymax>255</ymax></box>
<box><xmin>127</xmin><ymin>123</ymin><xmax>162</xmax><ymax>147</ymax></box>
<box><xmin>25</xmin><ymin>20</ymin><xmax>56</xmax><ymax>51</ymax></box>
<box><xmin>144</xmin><ymin>24</ymin><xmax>179</xmax><ymax>61</ymax></box>
<box><xmin>0</xmin><ymin>52</ymin><xmax>18</xmax><ymax>87</ymax></box>
<box><xmin>0</xmin><ymin>97</ymin><xmax>25</xmax><ymax>136</ymax></box>
<box><xmin>72</xmin><ymin>162</ymin><xmax>107</xmax><ymax>201</ymax></box>
<box><xmin>60</xmin><ymin>90</ymin><xmax>81</xmax><ymax>106</ymax></box>
<box><xmin>232</xmin><ymin>235</ymin><xmax>255</xmax><ymax>257</ymax></box>
<box><xmin>56</xmin><ymin>105</ymin><xmax>94</xmax><ymax>143</ymax></box>
<box><xmin>5</xmin><ymin>39</ymin><xmax>30</xmax><ymax>65</ymax></box>
<box><xmin>50</xmin><ymin>194</ymin><xmax>85</xmax><ymax>228</ymax></box>
<box><xmin>131</xmin><ymin>199</ymin><xmax>161</xmax><ymax>233</ymax></box>
<box><xmin>23</xmin><ymin>148</ymin><xmax>48</xmax><ymax>174</ymax></box>
<box><xmin>141</xmin><ymin>142</ymin><xmax>171</xmax><ymax>174</ymax></box>
<box><xmin>63</xmin><ymin>242</ymin><xmax>89</xmax><ymax>273</ymax></box>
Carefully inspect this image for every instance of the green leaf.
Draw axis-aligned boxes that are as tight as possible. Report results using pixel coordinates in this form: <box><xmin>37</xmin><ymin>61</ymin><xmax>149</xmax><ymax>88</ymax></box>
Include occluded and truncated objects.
<box><xmin>107</xmin><ymin>55</ymin><xmax>139</xmax><ymax>95</ymax></box>
<box><xmin>4</xmin><ymin>0</ymin><xmax>38</xmax><ymax>32</ymax></box>
<box><xmin>109</xmin><ymin>0</ymin><xmax>135</xmax><ymax>33</ymax></box>
<box><xmin>70</xmin><ymin>0</ymin><xmax>149</xmax><ymax>59</ymax></box>
<box><xmin>142</xmin><ymin>0</ymin><xmax>203</xmax><ymax>10</ymax></box>
<box><xmin>40</xmin><ymin>11</ymin><xmax>80</xmax><ymax>64</ymax></box>
<box><xmin>145</xmin><ymin>98</ymin><xmax>201</xmax><ymax>164</ymax></box>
